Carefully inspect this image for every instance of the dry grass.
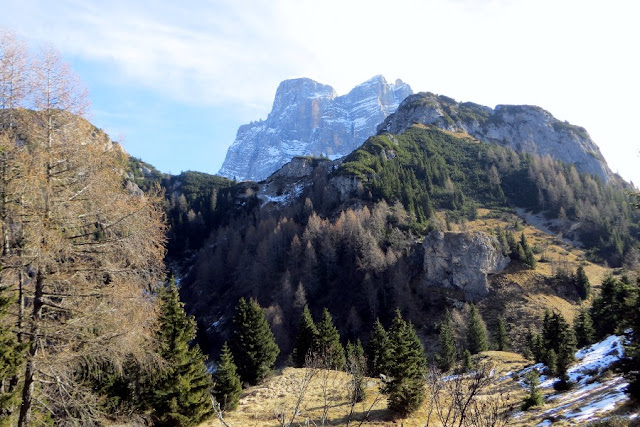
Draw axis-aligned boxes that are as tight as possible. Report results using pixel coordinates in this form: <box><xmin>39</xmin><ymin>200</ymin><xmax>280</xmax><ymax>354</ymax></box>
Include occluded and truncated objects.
<box><xmin>200</xmin><ymin>352</ymin><xmax>530</xmax><ymax>427</ymax></box>
<box><xmin>201</xmin><ymin>350</ymin><xmax>636</xmax><ymax>426</ymax></box>
<box><xmin>463</xmin><ymin>209</ymin><xmax>612</xmax><ymax>324</ymax></box>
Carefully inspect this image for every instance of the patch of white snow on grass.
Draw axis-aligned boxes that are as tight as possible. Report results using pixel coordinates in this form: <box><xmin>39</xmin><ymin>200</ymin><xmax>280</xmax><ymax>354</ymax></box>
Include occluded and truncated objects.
<box><xmin>562</xmin><ymin>379</ymin><xmax>629</xmax><ymax>422</ymax></box>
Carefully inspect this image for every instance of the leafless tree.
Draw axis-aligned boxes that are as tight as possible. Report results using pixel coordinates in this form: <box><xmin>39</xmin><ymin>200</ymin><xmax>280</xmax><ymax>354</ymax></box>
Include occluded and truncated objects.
<box><xmin>0</xmin><ymin>33</ymin><xmax>166</xmax><ymax>426</ymax></box>
<box><xmin>425</xmin><ymin>362</ymin><xmax>511</xmax><ymax>427</ymax></box>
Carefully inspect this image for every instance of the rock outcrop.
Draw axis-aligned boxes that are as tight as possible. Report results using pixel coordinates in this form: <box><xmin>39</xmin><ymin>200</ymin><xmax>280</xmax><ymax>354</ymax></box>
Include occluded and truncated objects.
<box><xmin>219</xmin><ymin>76</ymin><xmax>412</xmax><ymax>182</ymax></box>
<box><xmin>422</xmin><ymin>230</ymin><xmax>509</xmax><ymax>299</ymax></box>
<box><xmin>378</xmin><ymin>93</ymin><xmax>612</xmax><ymax>182</ymax></box>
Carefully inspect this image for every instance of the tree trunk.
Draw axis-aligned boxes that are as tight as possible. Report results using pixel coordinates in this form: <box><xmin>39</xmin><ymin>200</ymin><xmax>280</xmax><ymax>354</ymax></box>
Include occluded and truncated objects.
<box><xmin>17</xmin><ymin>270</ymin><xmax>43</xmax><ymax>427</ymax></box>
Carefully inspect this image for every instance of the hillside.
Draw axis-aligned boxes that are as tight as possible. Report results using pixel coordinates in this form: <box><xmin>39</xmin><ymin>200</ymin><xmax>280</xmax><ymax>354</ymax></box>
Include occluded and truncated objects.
<box><xmin>201</xmin><ymin>336</ymin><xmax>638</xmax><ymax>426</ymax></box>
<box><xmin>178</xmin><ymin>124</ymin><xmax>640</xmax><ymax>362</ymax></box>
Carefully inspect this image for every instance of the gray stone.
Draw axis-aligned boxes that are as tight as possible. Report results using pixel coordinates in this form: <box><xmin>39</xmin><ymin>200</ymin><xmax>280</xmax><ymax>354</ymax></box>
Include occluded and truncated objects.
<box><xmin>378</xmin><ymin>93</ymin><xmax>612</xmax><ymax>183</ymax></box>
<box><xmin>422</xmin><ymin>230</ymin><xmax>509</xmax><ymax>299</ymax></box>
<box><xmin>219</xmin><ymin>76</ymin><xmax>412</xmax><ymax>182</ymax></box>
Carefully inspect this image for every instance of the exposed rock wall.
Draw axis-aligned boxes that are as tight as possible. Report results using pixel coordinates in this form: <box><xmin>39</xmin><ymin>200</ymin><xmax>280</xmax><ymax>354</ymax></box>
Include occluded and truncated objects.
<box><xmin>219</xmin><ymin>76</ymin><xmax>412</xmax><ymax>182</ymax></box>
<box><xmin>378</xmin><ymin>93</ymin><xmax>612</xmax><ymax>183</ymax></box>
<box><xmin>422</xmin><ymin>230</ymin><xmax>509</xmax><ymax>299</ymax></box>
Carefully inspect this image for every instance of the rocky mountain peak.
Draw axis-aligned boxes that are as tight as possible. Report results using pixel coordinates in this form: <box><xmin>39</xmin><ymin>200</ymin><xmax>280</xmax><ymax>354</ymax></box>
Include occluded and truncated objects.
<box><xmin>271</xmin><ymin>78</ymin><xmax>337</xmax><ymax>115</ymax></box>
<box><xmin>378</xmin><ymin>92</ymin><xmax>612</xmax><ymax>182</ymax></box>
<box><xmin>218</xmin><ymin>76</ymin><xmax>412</xmax><ymax>182</ymax></box>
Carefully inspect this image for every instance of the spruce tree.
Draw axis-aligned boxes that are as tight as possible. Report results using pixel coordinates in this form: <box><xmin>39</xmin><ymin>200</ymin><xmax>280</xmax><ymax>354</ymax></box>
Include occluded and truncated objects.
<box><xmin>365</xmin><ymin>318</ymin><xmax>391</xmax><ymax>376</ymax></box>
<box><xmin>520</xmin><ymin>233</ymin><xmax>537</xmax><ymax>269</ymax></box>
<box><xmin>467</xmin><ymin>305</ymin><xmax>489</xmax><ymax>354</ymax></box>
<box><xmin>0</xmin><ymin>284</ymin><xmax>22</xmax><ymax>425</ymax></box>
<box><xmin>591</xmin><ymin>275</ymin><xmax>629</xmax><ymax>339</ymax></box>
<box><xmin>506</xmin><ymin>230</ymin><xmax>519</xmax><ymax>259</ymax></box>
<box><xmin>495</xmin><ymin>316</ymin><xmax>509</xmax><ymax>351</ymax></box>
<box><xmin>436</xmin><ymin>310</ymin><xmax>457</xmax><ymax>372</ymax></box>
<box><xmin>152</xmin><ymin>281</ymin><xmax>214</xmax><ymax>426</ymax></box>
<box><xmin>521</xmin><ymin>370</ymin><xmax>543</xmax><ymax>410</ymax></box>
<box><xmin>462</xmin><ymin>349</ymin><xmax>473</xmax><ymax>372</ymax></box>
<box><xmin>212</xmin><ymin>342</ymin><xmax>242</xmax><ymax>411</ymax></box>
<box><xmin>383</xmin><ymin>310</ymin><xmax>426</xmax><ymax>417</ymax></box>
<box><xmin>316</xmin><ymin>308</ymin><xmax>345</xmax><ymax>370</ymax></box>
<box><xmin>574</xmin><ymin>306</ymin><xmax>595</xmax><ymax>348</ymax></box>
<box><xmin>230</xmin><ymin>298</ymin><xmax>280</xmax><ymax>385</ymax></box>
<box><xmin>574</xmin><ymin>265</ymin><xmax>591</xmax><ymax>300</ymax></box>
<box><xmin>291</xmin><ymin>305</ymin><xmax>318</xmax><ymax>368</ymax></box>
<box><xmin>555</xmin><ymin>323</ymin><xmax>577</xmax><ymax>389</ymax></box>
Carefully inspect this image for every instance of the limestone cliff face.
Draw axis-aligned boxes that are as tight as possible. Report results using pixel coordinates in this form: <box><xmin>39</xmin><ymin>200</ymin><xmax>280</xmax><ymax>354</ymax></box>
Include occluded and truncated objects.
<box><xmin>219</xmin><ymin>76</ymin><xmax>412</xmax><ymax>182</ymax></box>
<box><xmin>378</xmin><ymin>93</ymin><xmax>612</xmax><ymax>182</ymax></box>
<box><xmin>422</xmin><ymin>230</ymin><xmax>509</xmax><ymax>299</ymax></box>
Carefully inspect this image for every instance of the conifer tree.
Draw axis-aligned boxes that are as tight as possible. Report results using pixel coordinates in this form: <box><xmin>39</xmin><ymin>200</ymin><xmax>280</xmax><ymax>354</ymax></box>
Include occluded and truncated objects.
<box><xmin>555</xmin><ymin>323</ymin><xmax>577</xmax><ymax>388</ymax></box>
<box><xmin>230</xmin><ymin>298</ymin><xmax>279</xmax><ymax>385</ymax></box>
<box><xmin>316</xmin><ymin>307</ymin><xmax>345</xmax><ymax>370</ymax></box>
<box><xmin>212</xmin><ymin>342</ymin><xmax>242</xmax><ymax>411</ymax></box>
<box><xmin>436</xmin><ymin>310</ymin><xmax>457</xmax><ymax>371</ymax></box>
<box><xmin>591</xmin><ymin>275</ymin><xmax>629</xmax><ymax>339</ymax></box>
<box><xmin>291</xmin><ymin>305</ymin><xmax>318</xmax><ymax>368</ymax></box>
<box><xmin>462</xmin><ymin>349</ymin><xmax>473</xmax><ymax>372</ymax></box>
<box><xmin>506</xmin><ymin>230</ymin><xmax>519</xmax><ymax>259</ymax></box>
<box><xmin>466</xmin><ymin>305</ymin><xmax>489</xmax><ymax>354</ymax></box>
<box><xmin>574</xmin><ymin>306</ymin><xmax>595</xmax><ymax>348</ymax></box>
<box><xmin>383</xmin><ymin>310</ymin><xmax>426</xmax><ymax>417</ymax></box>
<box><xmin>574</xmin><ymin>265</ymin><xmax>591</xmax><ymax>300</ymax></box>
<box><xmin>365</xmin><ymin>318</ymin><xmax>390</xmax><ymax>376</ymax></box>
<box><xmin>521</xmin><ymin>370</ymin><xmax>543</xmax><ymax>410</ymax></box>
<box><xmin>520</xmin><ymin>232</ymin><xmax>537</xmax><ymax>269</ymax></box>
<box><xmin>152</xmin><ymin>281</ymin><xmax>214</xmax><ymax>426</ymax></box>
<box><xmin>495</xmin><ymin>316</ymin><xmax>509</xmax><ymax>351</ymax></box>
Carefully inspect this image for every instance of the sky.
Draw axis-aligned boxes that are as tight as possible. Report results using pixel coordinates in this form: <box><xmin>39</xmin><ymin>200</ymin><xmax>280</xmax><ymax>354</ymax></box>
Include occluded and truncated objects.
<box><xmin>2</xmin><ymin>0</ymin><xmax>639</xmax><ymax>185</ymax></box>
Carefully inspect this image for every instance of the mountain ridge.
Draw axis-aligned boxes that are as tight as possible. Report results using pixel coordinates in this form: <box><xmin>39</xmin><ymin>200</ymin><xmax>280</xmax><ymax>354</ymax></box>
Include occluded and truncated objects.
<box><xmin>218</xmin><ymin>75</ymin><xmax>412</xmax><ymax>181</ymax></box>
<box><xmin>378</xmin><ymin>92</ymin><xmax>613</xmax><ymax>183</ymax></box>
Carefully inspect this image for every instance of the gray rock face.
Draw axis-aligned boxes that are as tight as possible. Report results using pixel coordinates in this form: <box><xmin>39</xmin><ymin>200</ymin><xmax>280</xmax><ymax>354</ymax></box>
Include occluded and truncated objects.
<box><xmin>219</xmin><ymin>76</ymin><xmax>412</xmax><ymax>182</ymax></box>
<box><xmin>378</xmin><ymin>93</ymin><xmax>612</xmax><ymax>182</ymax></box>
<box><xmin>422</xmin><ymin>230</ymin><xmax>509</xmax><ymax>299</ymax></box>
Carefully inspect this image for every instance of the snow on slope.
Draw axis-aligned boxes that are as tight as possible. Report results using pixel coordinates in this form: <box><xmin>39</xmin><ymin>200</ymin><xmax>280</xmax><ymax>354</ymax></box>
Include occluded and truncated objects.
<box><xmin>515</xmin><ymin>334</ymin><xmax>635</xmax><ymax>425</ymax></box>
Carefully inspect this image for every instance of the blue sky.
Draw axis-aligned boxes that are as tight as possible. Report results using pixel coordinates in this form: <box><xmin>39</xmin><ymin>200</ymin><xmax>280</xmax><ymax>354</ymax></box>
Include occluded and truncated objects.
<box><xmin>2</xmin><ymin>0</ymin><xmax>640</xmax><ymax>185</ymax></box>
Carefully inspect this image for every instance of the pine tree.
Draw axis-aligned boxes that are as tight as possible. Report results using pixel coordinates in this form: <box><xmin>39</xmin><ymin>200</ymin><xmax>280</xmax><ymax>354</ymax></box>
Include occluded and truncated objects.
<box><xmin>0</xmin><ymin>283</ymin><xmax>22</xmax><ymax>425</ymax></box>
<box><xmin>436</xmin><ymin>310</ymin><xmax>457</xmax><ymax>372</ymax></box>
<box><xmin>506</xmin><ymin>230</ymin><xmax>519</xmax><ymax>259</ymax></box>
<box><xmin>152</xmin><ymin>281</ymin><xmax>214</xmax><ymax>426</ymax></box>
<box><xmin>520</xmin><ymin>233</ymin><xmax>537</xmax><ymax>269</ymax></box>
<box><xmin>495</xmin><ymin>316</ymin><xmax>509</xmax><ymax>351</ymax></box>
<box><xmin>212</xmin><ymin>342</ymin><xmax>242</xmax><ymax>411</ymax></box>
<box><xmin>540</xmin><ymin>310</ymin><xmax>576</xmax><ymax>382</ymax></box>
<box><xmin>591</xmin><ymin>275</ymin><xmax>629</xmax><ymax>339</ymax></box>
<box><xmin>462</xmin><ymin>349</ymin><xmax>473</xmax><ymax>372</ymax></box>
<box><xmin>291</xmin><ymin>305</ymin><xmax>318</xmax><ymax>368</ymax></box>
<box><xmin>345</xmin><ymin>340</ymin><xmax>366</xmax><ymax>403</ymax></box>
<box><xmin>365</xmin><ymin>318</ymin><xmax>391</xmax><ymax>376</ymax></box>
<box><xmin>521</xmin><ymin>370</ymin><xmax>543</xmax><ymax>410</ymax></box>
<box><xmin>574</xmin><ymin>306</ymin><xmax>595</xmax><ymax>348</ymax></box>
<box><xmin>574</xmin><ymin>265</ymin><xmax>591</xmax><ymax>300</ymax></box>
<box><xmin>316</xmin><ymin>308</ymin><xmax>346</xmax><ymax>370</ymax></box>
<box><xmin>383</xmin><ymin>310</ymin><xmax>426</xmax><ymax>417</ymax></box>
<box><xmin>555</xmin><ymin>323</ymin><xmax>577</xmax><ymax>389</ymax></box>
<box><xmin>467</xmin><ymin>305</ymin><xmax>489</xmax><ymax>354</ymax></box>
<box><xmin>230</xmin><ymin>298</ymin><xmax>280</xmax><ymax>385</ymax></box>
